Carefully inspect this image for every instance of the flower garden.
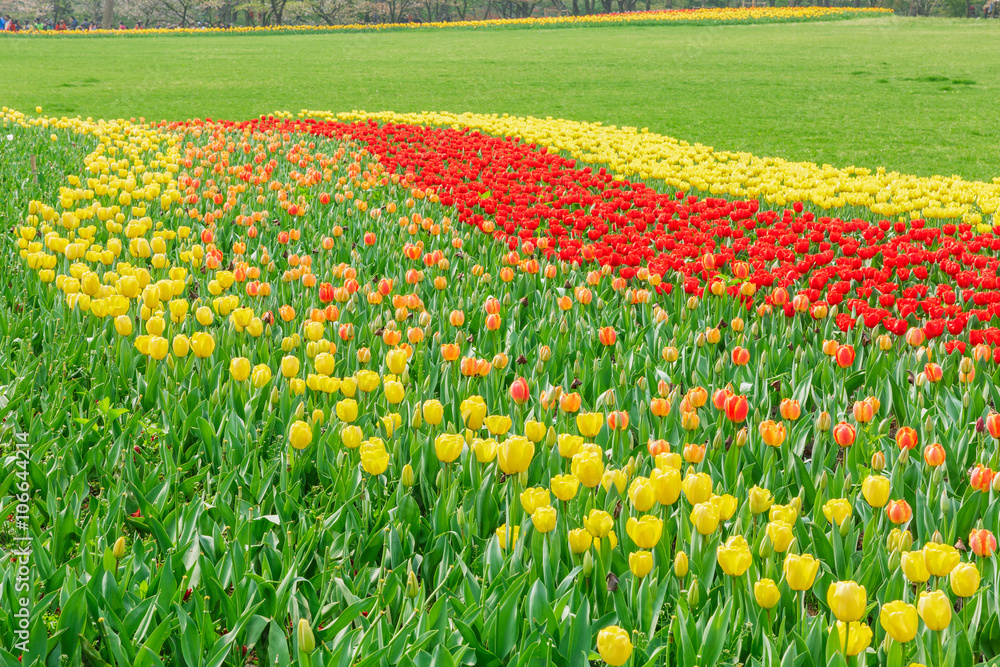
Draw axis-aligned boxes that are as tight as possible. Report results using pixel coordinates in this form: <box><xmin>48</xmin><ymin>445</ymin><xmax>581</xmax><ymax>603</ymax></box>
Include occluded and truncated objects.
<box><xmin>3</xmin><ymin>97</ymin><xmax>1000</xmax><ymax>667</ymax></box>
<box><xmin>0</xmin><ymin>7</ymin><xmax>891</xmax><ymax>37</ymax></box>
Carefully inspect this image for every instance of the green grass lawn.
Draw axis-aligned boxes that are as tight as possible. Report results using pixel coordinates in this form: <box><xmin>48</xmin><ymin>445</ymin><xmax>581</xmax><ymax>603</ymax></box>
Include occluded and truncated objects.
<box><xmin>2</xmin><ymin>15</ymin><xmax>998</xmax><ymax>180</ymax></box>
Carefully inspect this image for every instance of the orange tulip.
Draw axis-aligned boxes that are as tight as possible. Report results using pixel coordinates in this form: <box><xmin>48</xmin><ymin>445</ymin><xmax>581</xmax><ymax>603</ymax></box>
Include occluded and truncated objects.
<box><xmin>833</xmin><ymin>422</ymin><xmax>856</xmax><ymax>448</ymax></box>
<box><xmin>895</xmin><ymin>426</ymin><xmax>918</xmax><ymax>451</ymax></box>
<box><xmin>923</xmin><ymin>443</ymin><xmax>946</xmax><ymax>467</ymax></box>
<box><xmin>886</xmin><ymin>499</ymin><xmax>912</xmax><ymax>524</ymax></box>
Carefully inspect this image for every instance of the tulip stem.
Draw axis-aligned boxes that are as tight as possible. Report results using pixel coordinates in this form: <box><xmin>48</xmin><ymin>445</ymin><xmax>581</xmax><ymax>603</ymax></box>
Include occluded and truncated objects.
<box><xmin>799</xmin><ymin>590</ymin><xmax>805</xmax><ymax>638</ymax></box>
<box><xmin>937</xmin><ymin>630</ymin><xmax>944</xmax><ymax>667</ymax></box>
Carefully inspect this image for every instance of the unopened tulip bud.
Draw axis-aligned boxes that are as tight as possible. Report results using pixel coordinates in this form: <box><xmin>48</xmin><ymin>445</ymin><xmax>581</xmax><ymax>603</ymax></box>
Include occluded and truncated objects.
<box><xmin>714</xmin><ymin>358</ymin><xmax>723</xmax><ymax>374</ymax></box>
<box><xmin>713</xmin><ymin>430</ymin><xmax>724</xmax><ymax>451</ymax></box>
<box><xmin>270</xmin><ymin>387</ymin><xmax>280</xmax><ymax>405</ymax></box>
<box><xmin>899</xmin><ymin>530</ymin><xmax>913</xmax><ymax>552</ymax></box>
<box><xmin>898</xmin><ymin>447</ymin><xmax>909</xmax><ymax>465</ymax></box>
<box><xmin>674</xmin><ymin>551</ymin><xmax>689</xmax><ymax>578</ymax></box>
<box><xmin>816</xmin><ymin>411</ymin><xmax>832</xmax><ymax>431</ymax></box>
<box><xmin>636</xmin><ymin>376</ymin><xmax>646</xmax><ymax>391</ymax></box>
<box><xmin>960</xmin><ymin>357</ymin><xmax>974</xmax><ymax>374</ymax></box>
<box><xmin>436</xmin><ymin>469</ymin><xmax>445</xmax><ymax>488</ymax></box>
<box><xmin>977</xmin><ymin>417</ymin><xmax>986</xmax><ymax>433</ymax></box>
<box><xmin>871</xmin><ymin>452</ymin><xmax>885</xmax><ymax>472</ymax></box>
<box><xmin>940</xmin><ymin>493</ymin><xmax>949</xmax><ymax>513</ymax></box>
<box><xmin>839</xmin><ymin>517</ymin><xmax>852</xmax><ymax>538</ymax></box>
<box><xmin>787</xmin><ymin>537</ymin><xmax>799</xmax><ymax>555</ymax></box>
<box><xmin>456</xmin><ymin>507</ymin><xmax>465</xmax><ymax>528</ymax></box>
<box><xmin>582</xmin><ymin>551</ymin><xmax>594</xmax><ymax>577</ymax></box>
<box><xmin>695</xmin><ymin>333</ymin><xmax>706</xmax><ymax>348</ymax></box>
<box><xmin>294</xmin><ymin>401</ymin><xmax>305</xmax><ymax>421</ymax></box>
<box><xmin>888</xmin><ymin>550</ymin><xmax>901</xmax><ymax>571</ymax></box>
<box><xmin>759</xmin><ymin>536</ymin><xmax>773</xmax><ymax>559</ymax></box>
<box><xmin>296</xmin><ymin>619</ymin><xmax>315</xmax><ymax>654</ymax></box>
<box><xmin>963</xmin><ymin>391</ymin><xmax>970</xmax><ymax>408</ymax></box>
<box><xmin>916</xmin><ymin>373</ymin><xmax>926</xmax><ymax>388</ymax></box>
<box><xmin>736</xmin><ymin>428</ymin><xmax>748</xmax><ymax>448</ymax></box>
<box><xmin>410</xmin><ymin>405</ymin><xmax>423</xmax><ymax>428</ymax></box>
<box><xmin>924</xmin><ymin>415</ymin><xmax>934</xmax><ymax>434</ymax></box>
<box><xmin>406</xmin><ymin>570</ymin><xmax>419</xmax><ymax>598</ymax></box>
<box><xmin>818</xmin><ymin>471</ymin><xmax>828</xmax><ymax>491</ymax></box>
<box><xmin>112</xmin><ymin>536</ymin><xmax>126</xmax><ymax>561</ymax></box>
<box><xmin>931</xmin><ymin>530</ymin><xmax>944</xmax><ymax>544</ymax></box>
<box><xmin>559</xmin><ymin>318</ymin><xmax>569</xmax><ymax>334</ymax></box>
<box><xmin>992</xmin><ymin>475</ymin><xmax>1000</xmax><ymax>493</ymax></box>
<box><xmin>518</xmin><ymin>471</ymin><xmax>529</xmax><ymax>487</ymax></box>
<box><xmin>687</xmin><ymin>579</ymin><xmax>700</xmax><ymax>607</ymax></box>
<box><xmin>401</xmin><ymin>464</ymin><xmax>414</xmax><ymax>488</ymax></box>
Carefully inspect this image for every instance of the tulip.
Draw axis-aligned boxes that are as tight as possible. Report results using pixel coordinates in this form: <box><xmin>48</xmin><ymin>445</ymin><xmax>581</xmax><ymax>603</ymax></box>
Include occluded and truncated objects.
<box><xmin>896</xmin><ymin>426</ymin><xmax>918</xmax><ymax>451</ymax></box>
<box><xmin>749</xmin><ymin>486</ymin><xmax>774</xmax><ymax>514</ymax></box>
<box><xmin>832</xmin><ymin>422</ymin><xmax>856</xmax><ymax>447</ymax></box>
<box><xmin>114</xmin><ymin>315</ymin><xmax>133</xmax><ymax>337</ymax></box>
<box><xmin>923</xmin><ymin>443</ymin><xmax>945</xmax><ymax>467</ymax></box>
<box><xmin>769</xmin><ymin>504</ymin><xmax>798</xmax><ymax>525</ymax></box>
<box><xmin>510</xmin><ymin>377</ymin><xmax>530</xmax><ymax>404</ymax></box>
<box><xmin>901</xmin><ymin>550</ymin><xmax>930</xmax><ymax>583</ymax></box>
<box><xmin>683</xmin><ymin>442</ymin><xmax>705</xmax><ymax>463</ymax></box>
<box><xmin>629</xmin><ymin>550</ymin><xmax>653</xmax><ymax>579</ymax></box>
<box><xmin>280</xmin><ymin>355</ymin><xmax>301</xmax><ymax>379</ymax></box>
<box><xmin>519</xmin><ymin>487</ymin><xmax>550</xmax><ymax>514</ymax></box>
<box><xmin>112</xmin><ymin>536</ymin><xmax>126</xmax><ymax>560</ymax></box>
<box><xmin>422</xmin><ymin>399</ymin><xmax>444</xmax><ymax>426</ymax></box>
<box><xmin>717</xmin><ymin>535</ymin><xmax>752</xmax><ymax>576</ymax></box>
<box><xmin>628</xmin><ymin>477</ymin><xmax>656</xmax><ymax>512</ymax></box>
<box><xmin>649</xmin><ymin>467</ymin><xmax>681</xmax><ymax>505</ymax></box>
<box><xmin>576</xmin><ymin>412</ymin><xmax>603</xmax><ymax>438</ymax></box>
<box><xmin>230</xmin><ymin>357</ymin><xmax>251</xmax><ymax>382</ymax></box>
<box><xmin>755</xmin><ymin>578</ymin><xmax>780</xmax><ymax>609</ymax></box>
<box><xmin>711</xmin><ymin>494</ymin><xmax>738</xmax><ymax>521</ymax></box>
<box><xmin>834</xmin><ymin>344</ymin><xmax>855</xmax><ymax>368</ymax></box>
<box><xmin>288</xmin><ymin>420</ymin><xmax>312</xmax><ymax>450</ymax></box>
<box><xmin>674</xmin><ymin>551</ymin><xmax>689</xmax><ymax>578</ymax></box>
<box><xmin>766</xmin><ymin>521</ymin><xmax>794</xmax><ymax>553</ymax></box>
<box><xmin>296</xmin><ymin>619</ymin><xmax>315</xmax><ymax>654</ymax></box>
<box><xmin>880</xmin><ymin>600</ymin><xmax>918</xmax><ymax>643</ymax></box>
<box><xmin>950</xmin><ymin>562</ymin><xmax>980</xmax><ymax>598</ymax></box>
<box><xmin>551</xmin><ymin>474</ymin><xmax>579</xmax><ymax>501</ymax></box>
<box><xmin>924</xmin><ymin>362</ymin><xmax>943</xmax><ymax>383</ymax></box>
<box><xmin>827</xmin><ymin>581</ymin><xmax>867</xmax><ymax>622</ymax></box>
<box><xmin>823</xmin><ymin>499</ymin><xmax>852</xmax><ymax>526</ymax></box>
<box><xmin>401</xmin><ymin>464</ymin><xmax>415</xmax><ymax>487</ymax></box>
<box><xmin>689</xmin><ymin>502</ymin><xmax>720</xmax><ymax>536</ymax></box>
<box><xmin>861</xmin><ymin>475</ymin><xmax>890</xmax><ymax>508</ymax></box>
<box><xmin>886</xmin><ymin>499</ymin><xmax>912</xmax><ymax>525</ymax></box>
<box><xmin>759</xmin><ymin>420</ymin><xmax>786</xmax><ymax>447</ymax></box>
<box><xmin>531</xmin><ymin>505</ymin><xmax>557</xmax><ymax>533</ymax></box>
<box><xmin>568</xmin><ymin>528</ymin><xmax>592</xmax><ymax>554</ymax></box>
<box><xmin>923</xmin><ymin>542</ymin><xmax>960</xmax><ymax>577</ymax></box>
<box><xmin>917</xmin><ymin>590</ymin><xmax>952</xmax><ymax>631</ymax></box>
<box><xmin>435</xmin><ymin>433</ymin><xmax>464</xmax><ymax>463</ymax></box>
<box><xmin>336</xmin><ymin>399</ymin><xmax>359</xmax><ymax>423</ymax></box>
<box><xmin>584</xmin><ymin>510</ymin><xmax>614</xmax><ymax>538</ymax></box>
<box><xmin>524</xmin><ymin>420</ymin><xmax>546</xmax><ymax>443</ymax></box>
<box><xmin>473</xmin><ymin>438</ymin><xmax>498</xmax><ymax>463</ymax></box>
<box><xmin>986</xmin><ymin>413</ymin><xmax>1000</xmax><ymax>439</ymax></box>
<box><xmin>460</xmin><ymin>396</ymin><xmax>487</xmax><ymax>430</ymax></box>
<box><xmin>833</xmin><ymin>621</ymin><xmax>872</xmax><ymax>656</ymax></box>
<box><xmin>496</xmin><ymin>524</ymin><xmax>519</xmax><ymax>550</ymax></box>
<box><xmin>779</xmin><ymin>398</ymin><xmax>801</xmax><ymax>420</ymax></box>
<box><xmin>970</xmin><ymin>529</ymin><xmax>997</xmax><ymax>557</ymax></box>
<box><xmin>498</xmin><ymin>436</ymin><xmax>534</xmax><ymax>475</ymax></box>
<box><xmin>681</xmin><ymin>471</ymin><xmax>713</xmax><ymax>505</ymax></box>
<box><xmin>485</xmin><ymin>415</ymin><xmax>512</xmax><ymax>436</ymax></box>
<box><xmin>784</xmin><ymin>553</ymin><xmax>820</xmax><ymax>591</ymax></box>
<box><xmin>571</xmin><ymin>450</ymin><xmax>604</xmax><ymax>488</ymax></box>
<box><xmin>360</xmin><ymin>440</ymin><xmax>389</xmax><ymax>476</ymax></box>
<box><xmin>384</xmin><ymin>381</ymin><xmax>405</xmax><ymax>404</ymax></box>
<box><xmin>596</xmin><ymin>625</ymin><xmax>633</xmax><ymax>667</ymax></box>
<box><xmin>724</xmin><ymin>394</ymin><xmax>749</xmax><ymax>422</ymax></box>
<box><xmin>626</xmin><ymin>515</ymin><xmax>663</xmax><ymax>549</ymax></box>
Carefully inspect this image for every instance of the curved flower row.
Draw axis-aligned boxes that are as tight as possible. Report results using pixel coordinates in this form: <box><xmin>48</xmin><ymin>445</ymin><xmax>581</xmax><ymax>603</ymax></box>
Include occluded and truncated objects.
<box><xmin>0</xmin><ymin>7</ymin><xmax>890</xmax><ymax>38</ymax></box>
<box><xmin>323</xmin><ymin>109</ymin><xmax>1000</xmax><ymax>225</ymax></box>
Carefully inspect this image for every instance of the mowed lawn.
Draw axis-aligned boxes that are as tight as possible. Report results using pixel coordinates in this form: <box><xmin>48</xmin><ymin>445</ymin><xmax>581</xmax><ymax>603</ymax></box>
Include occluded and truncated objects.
<box><xmin>1</xmin><ymin>16</ymin><xmax>998</xmax><ymax>180</ymax></box>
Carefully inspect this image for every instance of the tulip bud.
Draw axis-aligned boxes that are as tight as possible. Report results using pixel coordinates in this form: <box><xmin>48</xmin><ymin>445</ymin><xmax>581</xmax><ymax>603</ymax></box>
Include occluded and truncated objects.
<box><xmin>787</xmin><ymin>537</ymin><xmax>799</xmax><ymax>555</ymax></box>
<box><xmin>963</xmin><ymin>391</ymin><xmax>970</xmax><ymax>408</ymax></box>
<box><xmin>294</xmin><ymin>401</ymin><xmax>305</xmax><ymax>421</ymax></box>
<box><xmin>977</xmin><ymin>417</ymin><xmax>986</xmax><ymax>433</ymax></box>
<box><xmin>714</xmin><ymin>358</ymin><xmax>723</xmax><ymax>374</ymax></box>
<box><xmin>960</xmin><ymin>356</ymin><xmax>974</xmax><ymax>374</ymax></box>
<box><xmin>401</xmin><ymin>464</ymin><xmax>415</xmax><ymax>488</ymax></box>
<box><xmin>297</xmin><ymin>620</ymin><xmax>315</xmax><ymax>654</ymax></box>
<box><xmin>695</xmin><ymin>332</ymin><xmax>706</xmax><ymax>348</ymax></box>
<box><xmin>674</xmin><ymin>551</ymin><xmax>689</xmax><ymax>578</ymax></box>
<box><xmin>546</xmin><ymin>427</ymin><xmax>557</xmax><ymax>448</ymax></box>
<box><xmin>940</xmin><ymin>492</ymin><xmax>949</xmax><ymax>514</ymax></box>
<box><xmin>456</xmin><ymin>507</ymin><xmax>465</xmax><ymax>528</ymax></box>
<box><xmin>839</xmin><ymin>516</ymin><xmax>852</xmax><ymax>538</ymax></box>
<box><xmin>713</xmin><ymin>430</ymin><xmax>724</xmax><ymax>451</ymax></box>
<box><xmin>518</xmin><ymin>471</ymin><xmax>529</xmax><ymax>487</ymax></box>
<box><xmin>635</xmin><ymin>376</ymin><xmax>646</xmax><ymax>391</ymax></box>
<box><xmin>270</xmin><ymin>387</ymin><xmax>280</xmax><ymax>405</ymax></box>
<box><xmin>916</xmin><ymin>373</ymin><xmax>926</xmax><ymax>388</ymax></box>
<box><xmin>899</xmin><ymin>530</ymin><xmax>913</xmax><ymax>552</ymax></box>
<box><xmin>759</xmin><ymin>536</ymin><xmax>773</xmax><ymax>559</ymax></box>
<box><xmin>924</xmin><ymin>415</ymin><xmax>934</xmax><ymax>434</ymax></box>
<box><xmin>888</xmin><ymin>549</ymin><xmax>901</xmax><ymax>571</ymax></box>
<box><xmin>559</xmin><ymin>318</ymin><xmax>569</xmax><ymax>335</ymax></box>
<box><xmin>816</xmin><ymin>411</ymin><xmax>832</xmax><ymax>432</ymax></box>
<box><xmin>687</xmin><ymin>579</ymin><xmax>700</xmax><ymax>607</ymax></box>
<box><xmin>898</xmin><ymin>447</ymin><xmax>910</xmax><ymax>465</ymax></box>
<box><xmin>436</xmin><ymin>469</ymin><xmax>445</xmax><ymax>488</ymax></box>
<box><xmin>582</xmin><ymin>551</ymin><xmax>594</xmax><ymax>578</ymax></box>
<box><xmin>112</xmin><ymin>536</ymin><xmax>126</xmax><ymax>561</ymax></box>
<box><xmin>735</xmin><ymin>428</ymin><xmax>748</xmax><ymax>448</ymax></box>
<box><xmin>871</xmin><ymin>452</ymin><xmax>885</xmax><ymax>472</ymax></box>
<box><xmin>406</xmin><ymin>570</ymin><xmax>419</xmax><ymax>598</ymax></box>
<box><xmin>931</xmin><ymin>530</ymin><xmax>944</xmax><ymax>545</ymax></box>
<box><xmin>818</xmin><ymin>470</ymin><xmax>828</xmax><ymax>491</ymax></box>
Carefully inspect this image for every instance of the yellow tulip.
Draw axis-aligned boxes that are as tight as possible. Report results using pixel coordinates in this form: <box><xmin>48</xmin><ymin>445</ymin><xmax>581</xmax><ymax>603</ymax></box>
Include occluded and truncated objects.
<box><xmin>336</xmin><ymin>399</ymin><xmax>359</xmax><ymax>423</ymax></box>
<box><xmin>519</xmin><ymin>487</ymin><xmax>551</xmax><ymax>514</ymax></box>
<box><xmin>689</xmin><ymin>501</ymin><xmax>720</xmax><ymax>536</ymax></box>
<box><xmin>822</xmin><ymin>498</ymin><xmax>852</xmax><ymax>526</ymax></box>
<box><xmin>498</xmin><ymin>436</ymin><xmax>534</xmax><ymax>474</ymax></box>
<box><xmin>288</xmin><ymin>420</ymin><xmax>312</xmax><ymax>450</ymax></box>
<box><xmin>827</xmin><ymin>581</ymin><xmax>867</xmax><ymax>623</ymax></box>
<box><xmin>584</xmin><ymin>510</ymin><xmax>614</xmax><ymax>538</ymax></box>
<box><xmin>473</xmin><ymin>437</ymin><xmax>498</xmax><ymax>463</ymax></box>
<box><xmin>576</xmin><ymin>412</ymin><xmax>603</xmax><ymax>438</ymax></box>
<box><xmin>749</xmin><ymin>485</ymin><xmax>773</xmax><ymax>514</ymax></box>
<box><xmin>626</xmin><ymin>515</ymin><xmax>663</xmax><ymax>549</ymax></box>
<box><xmin>754</xmin><ymin>578</ymin><xmax>780</xmax><ymax>609</ymax></box>
<box><xmin>717</xmin><ymin>535</ymin><xmax>752</xmax><ymax>576</ymax></box>
<box><xmin>229</xmin><ymin>357</ymin><xmax>251</xmax><ymax>382</ymax></box>
<box><xmin>649</xmin><ymin>467</ymin><xmax>680</xmax><ymax>505</ymax></box>
<box><xmin>341</xmin><ymin>425</ymin><xmax>363</xmax><ymax>449</ymax></box>
<box><xmin>628</xmin><ymin>477</ymin><xmax>656</xmax><ymax>512</ymax></box>
<box><xmin>524</xmin><ymin>420</ymin><xmax>546</xmax><ymax>443</ymax></box>
<box><xmin>485</xmin><ymin>414</ymin><xmax>512</xmax><ymax>436</ymax></box>
<box><xmin>917</xmin><ymin>590</ymin><xmax>952</xmax><ymax>631</ymax></box>
<box><xmin>434</xmin><ymin>433</ymin><xmax>464</xmax><ymax>463</ymax></box>
<box><xmin>596</xmin><ymin>625</ymin><xmax>632</xmax><ymax>667</ymax></box>
<box><xmin>571</xmin><ymin>450</ymin><xmax>604</xmax><ymax>487</ymax></box>
<box><xmin>531</xmin><ymin>505</ymin><xmax>557</xmax><ymax>533</ymax></box>
<box><xmin>833</xmin><ymin>621</ymin><xmax>872</xmax><ymax>656</ymax></box>
<box><xmin>923</xmin><ymin>542</ymin><xmax>960</xmax><ymax>577</ymax></box>
<box><xmin>281</xmin><ymin>355</ymin><xmax>301</xmax><ymax>378</ymax></box>
<box><xmin>879</xmin><ymin>600</ymin><xmax>918</xmax><ymax>643</ymax></box>
<box><xmin>902</xmin><ymin>550</ymin><xmax>930</xmax><ymax>583</ymax></box>
<box><xmin>496</xmin><ymin>524</ymin><xmax>519</xmax><ymax>550</ymax></box>
<box><xmin>550</xmin><ymin>474</ymin><xmax>579</xmax><ymax>501</ymax></box>
<box><xmin>629</xmin><ymin>550</ymin><xmax>653</xmax><ymax>579</ymax></box>
<box><xmin>251</xmin><ymin>364</ymin><xmax>272</xmax><ymax>388</ymax></box>
<box><xmin>568</xmin><ymin>528</ymin><xmax>592</xmax><ymax>554</ymax></box>
<box><xmin>360</xmin><ymin>440</ymin><xmax>389</xmax><ymax>476</ymax></box>
<box><xmin>422</xmin><ymin>399</ymin><xmax>444</xmax><ymax>426</ymax></box>
<box><xmin>681</xmin><ymin>471</ymin><xmax>712</xmax><ymax>504</ymax></box>
<box><xmin>950</xmin><ymin>562</ymin><xmax>980</xmax><ymax>598</ymax></box>
<box><xmin>766</xmin><ymin>521</ymin><xmax>794</xmax><ymax>553</ymax></box>
<box><xmin>861</xmin><ymin>475</ymin><xmax>890</xmax><ymax>508</ymax></box>
<box><xmin>783</xmin><ymin>553</ymin><xmax>820</xmax><ymax>591</ymax></box>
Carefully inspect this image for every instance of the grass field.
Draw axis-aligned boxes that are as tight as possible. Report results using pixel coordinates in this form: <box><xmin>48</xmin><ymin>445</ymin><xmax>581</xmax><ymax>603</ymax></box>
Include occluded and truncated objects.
<box><xmin>2</xmin><ymin>16</ymin><xmax>999</xmax><ymax>180</ymax></box>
